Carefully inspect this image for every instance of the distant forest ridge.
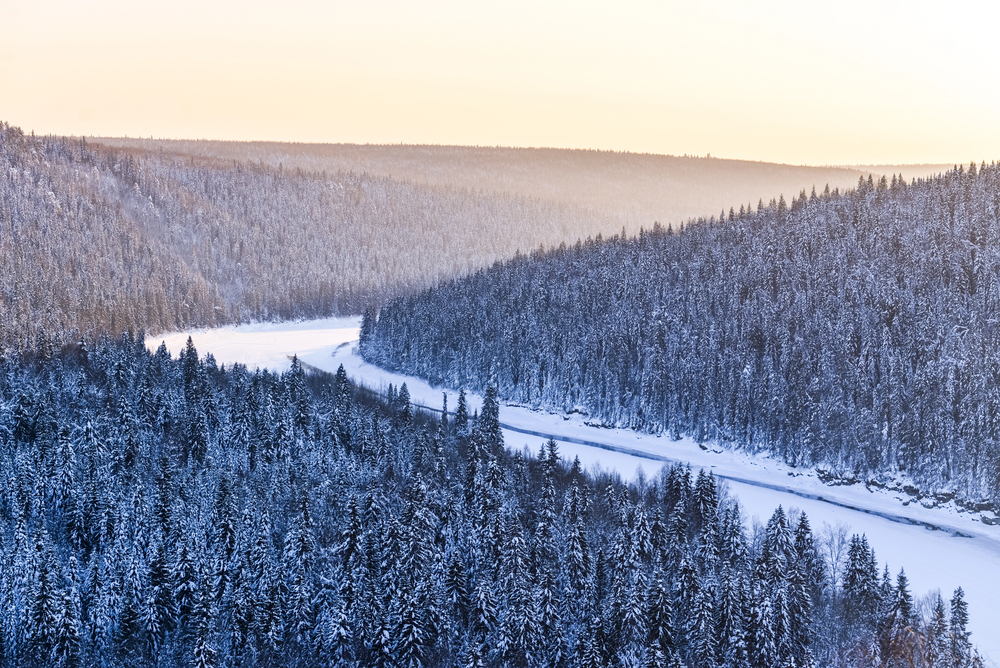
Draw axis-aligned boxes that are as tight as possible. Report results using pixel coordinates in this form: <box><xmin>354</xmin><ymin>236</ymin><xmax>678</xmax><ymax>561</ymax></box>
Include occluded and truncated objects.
<box><xmin>0</xmin><ymin>120</ymin><xmax>959</xmax><ymax>353</ymax></box>
<box><xmin>96</xmin><ymin>137</ymin><xmax>950</xmax><ymax>233</ymax></box>
<box><xmin>2</xmin><ymin>123</ymin><xmax>621</xmax><ymax>352</ymax></box>
<box><xmin>362</xmin><ymin>162</ymin><xmax>1000</xmax><ymax>503</ymax></box>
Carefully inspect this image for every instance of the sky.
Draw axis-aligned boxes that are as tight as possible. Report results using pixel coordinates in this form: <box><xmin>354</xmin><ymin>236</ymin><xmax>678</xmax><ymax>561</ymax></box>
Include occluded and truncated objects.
<box><xmin>3</xmin><ymin>0</ymin><xmax>999</xmax><ymax>165</ymax></box>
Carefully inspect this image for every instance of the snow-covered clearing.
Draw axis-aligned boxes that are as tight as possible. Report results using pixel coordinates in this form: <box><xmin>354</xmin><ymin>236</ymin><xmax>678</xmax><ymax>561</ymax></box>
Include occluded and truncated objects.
<box><xmin>151</xmin><ymin>317</ymin><xmax>1000</xmax><ymax>662</ymax></box>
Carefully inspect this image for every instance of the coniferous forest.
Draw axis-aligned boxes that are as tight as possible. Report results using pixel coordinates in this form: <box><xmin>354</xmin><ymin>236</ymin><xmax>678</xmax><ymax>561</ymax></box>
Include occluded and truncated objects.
<box><xmin>96</xmin><ymin>137</ymin><xmax>882</xmax><ymax>236</ymax></box>
<box><xmin>2</xmin><ymin>121</ymin><xmax>918</xmax><ymax>356</ymax></box>
<box><xmin>0</xmin><ymin>122</ymin><xmax>618</xmax><ymax>352</ymax></box>
<box><xmin>362</xmin><ymin>164</ymin><xmax>1000</xmax><ymax>505</ymax></box>
<box><xmin>0</xmin><ymin>336</ymin><xmax>982</xmax><ymax>667</ymax></box>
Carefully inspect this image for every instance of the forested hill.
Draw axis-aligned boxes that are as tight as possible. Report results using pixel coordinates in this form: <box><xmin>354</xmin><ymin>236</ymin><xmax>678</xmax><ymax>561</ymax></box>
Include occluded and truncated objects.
<box><xmin>0</xmin><ymin>122</ymin><xmax>617</xmax><ymax>352</ymax></box>
<box><xmin>362</xmin><ymin>164</ymin><xmax>1000</xmax><ymax>503</ymax></box>
<box><xmin>0</xmin><ymin>335</ymin><xmax>979</xmax><ymax>667</ymax></box>
<box><xmin>98</xmin><ymin>137</ymin><xmax>899</xmax><ymax>231</ymax></box>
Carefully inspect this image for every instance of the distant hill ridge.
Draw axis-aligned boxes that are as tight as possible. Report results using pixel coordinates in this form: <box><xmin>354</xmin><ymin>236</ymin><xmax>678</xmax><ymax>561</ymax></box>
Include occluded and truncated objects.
<box><xmin>1</xmin><ymin>123</ymin><xmax>617</xmax><ymax>351</ymax></box>
<box><xmin>98</xmin><ymin>137</ymin><xmax>950</xmax><ymax>230</ymax></box>
<box><xmin>0</xmin><ymin>121</ymin><xmax>955</xmax><ymax>352</ymax></box>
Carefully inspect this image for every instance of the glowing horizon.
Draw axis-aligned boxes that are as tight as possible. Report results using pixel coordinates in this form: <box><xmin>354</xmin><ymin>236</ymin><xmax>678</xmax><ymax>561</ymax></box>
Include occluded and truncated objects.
<box><xmin>4</xmin><ymin>0</ymin><xmax>999</xmax><ymax>166</ymax></box>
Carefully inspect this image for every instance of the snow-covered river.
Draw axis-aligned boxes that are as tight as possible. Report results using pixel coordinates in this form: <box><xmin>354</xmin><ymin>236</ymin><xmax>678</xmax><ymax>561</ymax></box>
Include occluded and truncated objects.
<box><xmin>152</xmin><ymin>317</ymin><xmax>1000</xmax><ymax>662</ymax></box>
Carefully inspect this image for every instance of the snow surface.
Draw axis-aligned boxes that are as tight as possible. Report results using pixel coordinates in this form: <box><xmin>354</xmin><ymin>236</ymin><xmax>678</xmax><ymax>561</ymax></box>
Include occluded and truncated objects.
<box><xmin>152</xmin><ymin>317</ymin><xmax>361</xmax><ymax>371</ymax></box>
<box><xmin>151</xmin><ymin>317</ymin><xmax>1000</xmax><ymax>662</ymax></box>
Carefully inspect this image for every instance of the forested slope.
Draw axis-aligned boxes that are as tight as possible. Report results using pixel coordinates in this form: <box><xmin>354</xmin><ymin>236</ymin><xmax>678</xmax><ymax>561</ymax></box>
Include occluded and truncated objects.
<box><xmin>0</xmin><ymin>336</ymin><xmax>978</xmax><ymax>667</ymax></box>
<box><xmin>98</xmin><ymin>137</ymin><xmax>893</xmax><ymax>232</ymax></box>
<box><xmin>4</xmin><ymin>121</ymin><xmax>950</xmax><ymax>354</ymax></box>
<box><xmin>362</xmin><ymin>164</ymin><xmax>1000</xmax><ymax>502</ymax></box>
<box><xmin>0</xmin><ymin>122</ymin><xmax>615</xmax><ymax>351</ymax></box>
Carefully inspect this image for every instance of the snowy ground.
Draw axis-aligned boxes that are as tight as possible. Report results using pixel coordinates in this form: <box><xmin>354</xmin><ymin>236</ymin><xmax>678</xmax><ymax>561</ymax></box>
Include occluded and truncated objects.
<box><xmin>151</xmin><ymin>317</ymin><xmax>1000</xmax><ymax>662</ymax></box>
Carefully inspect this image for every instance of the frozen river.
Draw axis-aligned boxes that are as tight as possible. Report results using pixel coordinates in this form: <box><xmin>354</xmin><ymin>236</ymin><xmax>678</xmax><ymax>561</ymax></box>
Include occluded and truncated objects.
<box><xmin>153</xmin><ymin>317</ymin><xmax>1000</xmax><ymax>662</ymax></box>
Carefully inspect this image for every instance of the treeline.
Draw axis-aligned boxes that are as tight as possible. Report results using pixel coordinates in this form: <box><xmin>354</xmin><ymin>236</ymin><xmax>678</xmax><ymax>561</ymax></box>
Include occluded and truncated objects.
<box><xmin>0</xmin><ymin>336</ymin><xmax>979</xmax><ymax>667</ymax></box>
<box><xmin>0</xmin><ymin>121</ymin><xmax>617</xmax><ymax>352</ymax></box>
<box><xmin>362</xmin><ymin>163</ymin><xmax>1000</xmax><ymax>503</ymax></box>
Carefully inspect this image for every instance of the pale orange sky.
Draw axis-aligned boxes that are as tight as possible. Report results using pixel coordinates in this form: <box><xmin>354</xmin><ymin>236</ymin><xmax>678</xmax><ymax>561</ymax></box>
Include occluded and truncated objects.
<box><xmin>3</xmin><ymin>0</ymin><xmax>999</xmax><ymax>165</ymax></box>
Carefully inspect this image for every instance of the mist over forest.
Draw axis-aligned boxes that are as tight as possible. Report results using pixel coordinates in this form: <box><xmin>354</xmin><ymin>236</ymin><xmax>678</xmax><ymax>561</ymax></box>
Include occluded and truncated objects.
<box><xmin>98</xmin><ymin>137</ymin><xmax>950</xmax><ymax>233</ymax></box>
<box><xmin>4</xmin><ymin>122</ymin><xmax>934</xmax><ymax>353</ymax></box>
<box><xmin>0</xmin><ymin>124</ymin><xmax>612</xmax><ymax>351</ymax></box>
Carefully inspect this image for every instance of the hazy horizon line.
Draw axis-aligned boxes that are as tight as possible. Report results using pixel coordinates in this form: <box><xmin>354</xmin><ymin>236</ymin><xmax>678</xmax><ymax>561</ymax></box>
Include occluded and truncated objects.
<box><xmin>80</xmin><ymin>132</ymin><xmax>971</xmax><ymax>172</ymax></box>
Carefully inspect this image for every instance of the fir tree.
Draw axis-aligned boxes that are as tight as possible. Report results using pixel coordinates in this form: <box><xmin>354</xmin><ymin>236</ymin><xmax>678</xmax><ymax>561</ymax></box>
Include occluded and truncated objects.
<box><xmin>455</xmin><ymin>389</ymin><xmax>469</xmax><ymax>433</ymax></box>
<box><xmin>950</xmin><ymin>587</ymin><xmax>971</xmax><ymax>665</ymax></box>
<box><xmin>476</xmin><ymin>386</ymin><xmax>503</xmax><ymax>453</ymax></box>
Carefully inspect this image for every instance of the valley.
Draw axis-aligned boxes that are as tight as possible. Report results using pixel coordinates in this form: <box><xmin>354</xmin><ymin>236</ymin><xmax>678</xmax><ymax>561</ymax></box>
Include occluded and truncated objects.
<box><xmin>152</xmin><ymin>317</ymin><xmax>1000</xmax><ymax>662</ymax></box>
